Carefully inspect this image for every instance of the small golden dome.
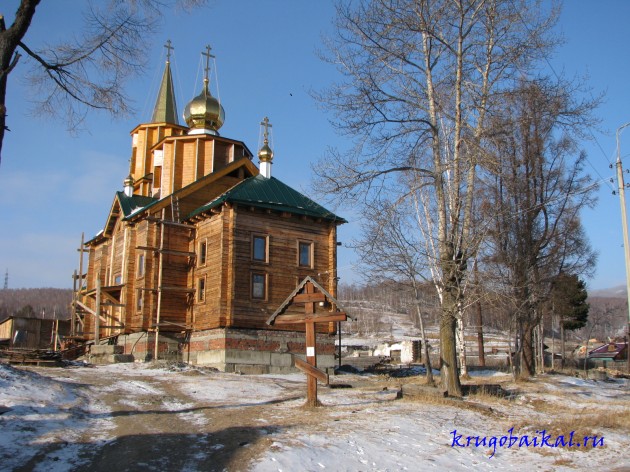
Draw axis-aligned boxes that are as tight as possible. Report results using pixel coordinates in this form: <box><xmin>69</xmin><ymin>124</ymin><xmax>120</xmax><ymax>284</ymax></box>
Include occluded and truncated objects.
<box><xmin>258</xmin><ymin>142</ymin><xmax>273</xmax><ymax>162</ymax></box>
<box><xmin>183</xmin><ymin>80</ymin><xmax>225</xmax><ymax>133</ymax></box>
<box><xmin>123</xmin><ymin>174</ymin><xmax>134</xmax><ymax>187</ymax></box>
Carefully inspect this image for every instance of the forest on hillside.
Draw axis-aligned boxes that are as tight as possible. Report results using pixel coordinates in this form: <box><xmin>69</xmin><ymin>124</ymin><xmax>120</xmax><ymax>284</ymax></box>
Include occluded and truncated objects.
<box><xmin>338</xmin><ymin>283</ymin><xmax>628</xmax><ymax>344</ymax></box>
<box><xmin>0</xmin><ymin>284</ymin><xmax>625</xmax><ymax>344</ymax></box>
<box><xmin>0</xmin><ymin>288</ymin><xmax>72</xmax><ymax>321</ymax></box>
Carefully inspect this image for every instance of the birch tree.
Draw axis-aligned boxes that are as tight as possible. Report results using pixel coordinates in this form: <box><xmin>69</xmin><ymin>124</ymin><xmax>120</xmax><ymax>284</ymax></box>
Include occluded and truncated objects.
<box><xmin>315</xmin><ymin>0</ymin><xmax>558</xmax><ymax>396</ymax></box>
<box><xmin>356</xmin><ymin>199</ymin><xmax>436</xmax><ymax>385</ymax></box>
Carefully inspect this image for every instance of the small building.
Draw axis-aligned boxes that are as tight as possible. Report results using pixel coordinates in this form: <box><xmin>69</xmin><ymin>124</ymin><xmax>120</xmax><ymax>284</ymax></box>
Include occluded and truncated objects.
<box><xmin>0</xmin><ymin>316</ymin><xmax>70</xmax><ymax>350</ymax></box>
<box><xmin>588</xmin><ymin>341</ymin><xmax>628</xmax><ymax>368</ymax></box>
<box><xmin>72</xmin><ymin>44</ymin><xmax>346</xmax><ymax>373</ymax></box>
<box><xmin>373</xmin><ymin>340</ymin><xmax>422</xmax><ymax>364</ymax></box>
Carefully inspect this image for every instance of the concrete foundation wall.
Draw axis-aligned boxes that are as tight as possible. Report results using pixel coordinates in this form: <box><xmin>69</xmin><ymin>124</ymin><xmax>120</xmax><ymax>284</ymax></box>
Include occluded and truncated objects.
<box><xmin>191</xmin><ymin>328</ymin><xmax>335</xmax><ymax>374</ymax></box>
<box><xmin>111</xmin><ymin>328</ymin><xmax>335</xmax><ymax>374</ymax></box>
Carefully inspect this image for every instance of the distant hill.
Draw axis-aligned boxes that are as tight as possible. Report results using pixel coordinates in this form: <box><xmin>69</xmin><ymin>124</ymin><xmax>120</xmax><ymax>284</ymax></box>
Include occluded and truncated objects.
<box><xmin>339</xmin><ymin>282</ymin><xmax>628</xmax><ymax>345</ymax></box>
<box><xmin>0</xmin><ymin>288</ymin><xmax>72</xmax><ymax>322</ymax></box>
<box><xmin>589</xmin><ymin>285</ymin><xmax>627</xmax><ymax>299</ymax></box>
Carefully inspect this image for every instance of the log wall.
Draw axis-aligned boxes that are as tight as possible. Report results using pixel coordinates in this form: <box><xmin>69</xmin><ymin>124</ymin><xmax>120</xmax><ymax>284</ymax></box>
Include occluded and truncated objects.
<box><xmin>229</xmin><ymin>208</ymin><xmax>336</xmax><ymax>330</ymax></box>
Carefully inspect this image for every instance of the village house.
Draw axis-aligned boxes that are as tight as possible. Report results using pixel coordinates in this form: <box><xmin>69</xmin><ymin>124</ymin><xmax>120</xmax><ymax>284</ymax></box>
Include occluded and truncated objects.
<box><xmin>72</xmin><ymin>45</ymin><xmax>346</xmax><ymax>373</ymax></box>
<box><xmin>587</xmin><ymin>339</ymin><xmax>628</xmax><ymax>369</ymax></box>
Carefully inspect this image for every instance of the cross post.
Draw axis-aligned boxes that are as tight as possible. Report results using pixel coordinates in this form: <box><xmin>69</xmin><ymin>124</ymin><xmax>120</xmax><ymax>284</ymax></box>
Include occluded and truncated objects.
<box><xmin>260</xmin><ymin>116</ymin><xmax>272</xmax><ymax>142</ymax></box>
<box><xmin>201</xmin><ymin>44</ymin><xmax>215</xmax><ymax>81</ymax></box>
<box><xmin>164</xmin><ymin>40</ymin><xmax>174</xmax><ymax>62</ymax></box>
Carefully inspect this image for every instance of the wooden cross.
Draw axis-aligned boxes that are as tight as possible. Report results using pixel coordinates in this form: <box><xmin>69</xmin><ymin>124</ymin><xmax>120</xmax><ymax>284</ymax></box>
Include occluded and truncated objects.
<box><xmin>202</xmin><ymin>44</ymin><xmax>215</xmax><ymax>81</ymax></box>
<box><xmin>268</xmin><ymin>277</ymin><xmax>349</xmax><ymax>407</ymax></box>
<box><xmin>164</xmin><ymin>39</ymin><xmax>174</xmax><ymax>62</ymax></box>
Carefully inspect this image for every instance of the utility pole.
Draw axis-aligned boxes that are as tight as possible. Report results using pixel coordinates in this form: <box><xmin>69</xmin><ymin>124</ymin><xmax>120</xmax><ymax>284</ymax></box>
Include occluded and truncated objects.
<box><xmin>615</xmin><ymin>122</ymin><xmax>630</xmax><ymax>373</ymax></box>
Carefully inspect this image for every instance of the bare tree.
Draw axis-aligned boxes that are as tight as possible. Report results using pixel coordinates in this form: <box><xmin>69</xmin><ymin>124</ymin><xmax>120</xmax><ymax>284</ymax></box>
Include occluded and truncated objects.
<box><xmin>356</xmin><ymin>199</ymin><xmax>435</xmax><ymax>385</ymax></box>
<box><xmin>314</xmin><ymin>0</ymin><xmax>558</xmax><ymax>396</ymax></box>
<box><xmin>0</xmin><ymin>0</ymin><xmax>205</xmax><ymax>165</ymax></box>
<box><xmin>482</xmin><ymin>79</ymin><xmax>598</xmax><ymax>378</ymax></box>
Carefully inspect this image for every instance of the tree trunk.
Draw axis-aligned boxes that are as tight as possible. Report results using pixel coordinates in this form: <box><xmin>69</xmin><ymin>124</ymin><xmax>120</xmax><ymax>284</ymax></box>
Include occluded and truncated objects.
<box><xmin>0</xmin><ymin>0</ymin><xmax>41</xmax><ymax>165</ymax></box>
<box><xmin>476</xmin><ymin>301</ymin><xmax>485</xmax><ymax>367</ymax></box>
<box><xmin>440</xmin><ymin>289</ymin><xmax>462</xmax><ymax>396</ymax></box>
<box><xmin>560</xmin><ymin>321</ymin><xmax>565</xmax><ymax>369</ymax></box>
<box><xmin>520</xmin><ymin>323</ymin><xmax>536</xmax><ymax>378</ymax></box>
<box><xmin>413</xmin><ymin>295</ymin><xmax>434</xmax><ymax>386</ymax></box>
<box><xmin>457</xmin><ymin>313</ymin><xmax>468</xmax><ymax>378</ymax></box>
<box><xmin>551</xmin><ymin>319</ymin><xmax>555</xmax><ymax>370</ymax></box>
<box><xmin>539</xmin><ymin>319</ymin><xmax>545</xmax><ymax>373</ymax></box>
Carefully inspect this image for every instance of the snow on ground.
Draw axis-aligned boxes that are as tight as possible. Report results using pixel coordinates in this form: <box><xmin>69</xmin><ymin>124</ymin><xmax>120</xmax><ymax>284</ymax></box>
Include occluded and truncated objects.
<box><xmin>0</xmin><ymin>364</ymin><xmax>115</xmax><ymax>471</ymax></box>
<box><xmin>0</xmin><ymin>362</ymin><xmax>628</xmax><ymax>471</ymax></box>
<box><xmin>251</xmin><ymin>374</ymin><xmax>630</xmax><ymax>472</ymax></box>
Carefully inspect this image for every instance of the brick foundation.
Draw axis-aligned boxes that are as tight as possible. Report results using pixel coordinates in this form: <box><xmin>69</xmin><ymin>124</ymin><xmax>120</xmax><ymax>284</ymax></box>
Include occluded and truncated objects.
<box><xmin>114</xmin><ymin>328</ymin><xmax>336</xmax><ymax>374</ymax></box>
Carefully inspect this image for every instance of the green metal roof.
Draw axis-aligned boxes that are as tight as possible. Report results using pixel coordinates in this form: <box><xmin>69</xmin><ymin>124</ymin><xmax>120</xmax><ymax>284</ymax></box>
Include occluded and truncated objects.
<box><xmin>188</xmin><ymin>175</ymin><xmax>346</xmax><ymax>223</ymax></box>
<box><xmin>116</xmin><ymin>192</ymin><xmax>158</xmax><ymax>218</ymax></box>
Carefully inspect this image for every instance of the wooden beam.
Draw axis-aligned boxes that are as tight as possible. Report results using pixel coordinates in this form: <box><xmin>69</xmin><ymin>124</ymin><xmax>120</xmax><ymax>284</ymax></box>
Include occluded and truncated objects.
<box><xmin>295</xmin><ymin>356</ymin><xmax>329</xmax><ymax>385</ymax></box>
<box><xmin>74</xmin><ymin>301</ymin><xmax>123</xmax><ymax>327</ymax></box>
<box><xmin>293</xmin><ymin>292</ymin><xmax>326</xmax><ymax>304</ymax></box>
<box><xmin>273</xmin><ymin>312</ymin><xmax>348</xmax><ymax>325</ymax></box>
<box><xmin>75</xmin><ymin>300</ymin><xmax>96</xmax><ymax>317</ymax></box>
<box><xmin>159</xmin><ymin>286</ymin><xmax>195</xmax><ymax>293</ymax></box>
<box><xmin>161</xmin><ymin>219</ymin><xmax>195</xmax><ymax>229</ymax></box>
<box><xmin>305</xmin><ymin>320</ymin><xmax>318</xmax><ymax>406</ymax></box>
<box><xmin>160</xmin><ymin>249</ymin><xmax>196</xmax><ymax>257</ymax></box>
<box><xmin>101</xmin><ymin>291</ymin><xmax>121</xmax><ymax>305</ymax></box>
<box><xmin>137</xmin><ymin>246</ymin><xmax>196</xmax><ymax>257</ymax></box>
<box><xmin>95</xmin><ymin>279</ymin><xmax>101</xmax><ymax>344</ymax></box>
<box><xmin>153</xmin><ymin>320</ymin><xmax>193</xmax><ymax>329</ymax></box>
<box><xmin>146</xmin><ymin>216</ymin><xmax>195</xmax><ymax>229</ymax></box>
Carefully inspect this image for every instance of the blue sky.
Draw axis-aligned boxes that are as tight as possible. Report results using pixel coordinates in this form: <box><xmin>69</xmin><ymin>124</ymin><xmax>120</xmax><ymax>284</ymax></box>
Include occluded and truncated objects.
<box><xmin>0</xmin><ymin>0</ymin><xmax>629</xmax><ymax>291</ymax></box>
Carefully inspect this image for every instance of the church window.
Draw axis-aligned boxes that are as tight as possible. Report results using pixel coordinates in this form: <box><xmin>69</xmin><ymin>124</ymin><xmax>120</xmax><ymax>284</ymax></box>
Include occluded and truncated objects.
<box><xmin>298</xmin><ymin>241</ymin><xmax>313</xmax><ymax>268</ymax></box>
<box><xmin>252</xmin><ymin>235</ymin><xmax>268</xmax><ymax>262</ymax></box>
<box><xmin>137</xmin><ymin>254</ymin><xmax>145</xmax><ymax>278</ymax></box>
<box><xmin>252</xmin><ymin>273</ymin><xmax>267</xmax><ymax>300</ymax></box>
<box><xmin>198</xmin><ymin>240</ymin><xmax>207</xmax><ymax>266</ymax></box>
<box><xmin>136</xmin><ymin>289</ymin><xmax>143</xmax><ymax>311</ymax></box>
<box><xmin>197</xmin><ymin>277</ymin><xmax>206</xmax><ymax>302</ymax></box>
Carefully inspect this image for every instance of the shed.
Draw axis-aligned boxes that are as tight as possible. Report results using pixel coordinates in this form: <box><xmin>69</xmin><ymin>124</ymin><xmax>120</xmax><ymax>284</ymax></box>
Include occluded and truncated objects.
<box><xmin>0</xmin><ymin>317</ymin><xmax>70</xmax><ymax>350</ymax></box>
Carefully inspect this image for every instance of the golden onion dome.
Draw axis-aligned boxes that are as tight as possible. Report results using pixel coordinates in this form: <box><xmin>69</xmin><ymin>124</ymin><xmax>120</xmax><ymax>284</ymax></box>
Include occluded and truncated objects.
<box><xmin>183</xmin><ymin>80</ymin><xmax>225</xmax><ymax>133</ymax></box>
<box><xmin>258</xmin><ymin>142</ymin><xmax>273</xmax><ymax>162</ymax></box>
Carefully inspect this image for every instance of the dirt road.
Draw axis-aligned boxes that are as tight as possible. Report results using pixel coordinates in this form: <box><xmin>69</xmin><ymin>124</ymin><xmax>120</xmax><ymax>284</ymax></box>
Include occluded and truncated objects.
<box><xmin>10</xmin><ymin>363</ymin><xmax>335</xmax><ymax>472</ymax></box>
<box><xmin>7</xmin><ymin>362</ymin><xmax>628</xmax><ymax>471</ymax></box>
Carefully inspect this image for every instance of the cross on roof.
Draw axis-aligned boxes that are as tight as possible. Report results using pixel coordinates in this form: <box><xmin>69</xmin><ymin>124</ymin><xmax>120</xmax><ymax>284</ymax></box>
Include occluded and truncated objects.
<box><xmin>202</xmin><ymin>44</ymin><xmax>215</xmax><ymax>81</ymax></box>
<box><xmin>164</xmin><ymin>39</ymin><xmax>174</xmax><ymax>62</ymax></box>
<box><xmin>260</xmin><ymin>116</ymin><xmax>272</xmax><ymax>141</ymax></box>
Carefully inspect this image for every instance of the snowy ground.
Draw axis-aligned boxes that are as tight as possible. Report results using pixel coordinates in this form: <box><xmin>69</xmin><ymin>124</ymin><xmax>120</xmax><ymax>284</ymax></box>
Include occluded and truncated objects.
<box><xmin>0</xmin><ymin>362</ymin><xmax>628</xmax><ymax>471</ymax></box>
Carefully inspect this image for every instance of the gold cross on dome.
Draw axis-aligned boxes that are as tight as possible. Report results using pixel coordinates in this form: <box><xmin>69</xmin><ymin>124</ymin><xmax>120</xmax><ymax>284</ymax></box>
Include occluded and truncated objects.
<box><xmin>202</xmin><ymin>44</ymin><xmax>215</xmax><ymax>81</ymax></box>
<box><xmin>260</xmin><ymin>116</ymin><xmax>272</xmax><ymax>141</ymax></box>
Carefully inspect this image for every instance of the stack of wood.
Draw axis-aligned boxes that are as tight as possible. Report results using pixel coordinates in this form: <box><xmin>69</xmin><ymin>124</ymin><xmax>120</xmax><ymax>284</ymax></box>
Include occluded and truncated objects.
<box><xmin>0</xmin><ymin>348</ymin><xmax>63</xmax><ymax>365</ymax></box>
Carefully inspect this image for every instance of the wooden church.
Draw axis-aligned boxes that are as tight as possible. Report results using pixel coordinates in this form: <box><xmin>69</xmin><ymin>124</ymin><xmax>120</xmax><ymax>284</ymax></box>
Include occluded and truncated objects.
<box><xmin>72</xmin><ymin>45</ymin><xmax>346</xmax><ymax>373</ymax></box>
